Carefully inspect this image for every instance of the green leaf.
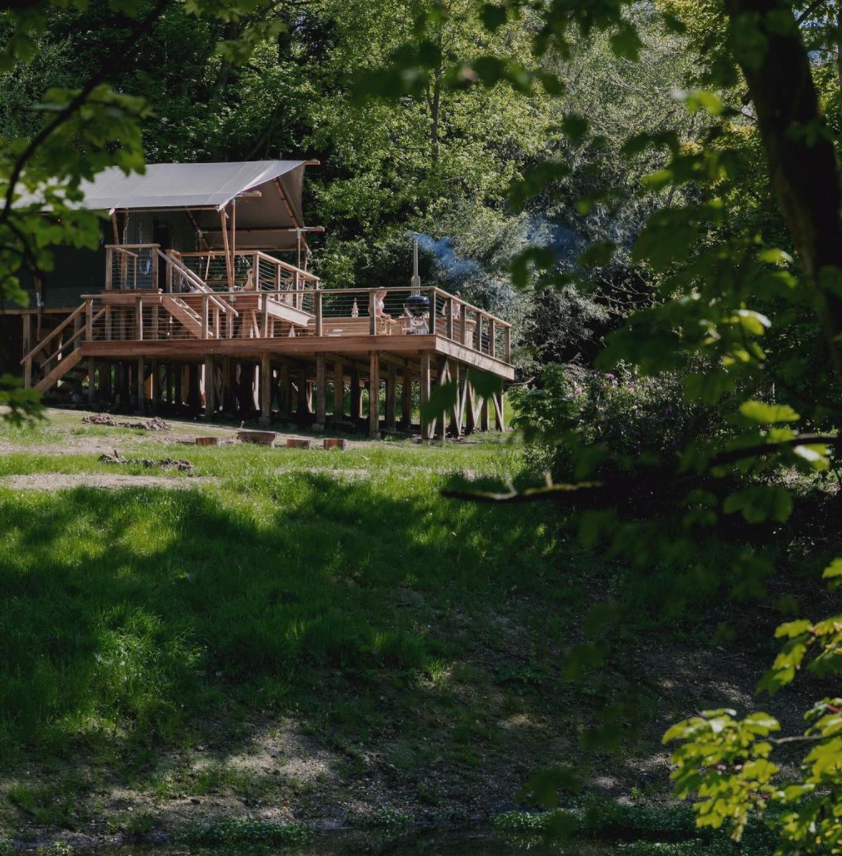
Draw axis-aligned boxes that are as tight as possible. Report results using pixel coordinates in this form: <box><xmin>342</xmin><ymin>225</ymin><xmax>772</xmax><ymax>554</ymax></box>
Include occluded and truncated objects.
<box><xmin>775</xmin><ymin>619</ymin><xmax>812</xmax><ymax>639</ymax></box>
<box><xmin>683</xmin><ymin>90</ymin><xmax>723</xmax><ymax>116</ymax></box>
<box><xmin>735</xmin><ymin>309</ymin><xmax>771</xmax><ymax>335</ymax></box>
<box><xmin>610</xmin><ymin>23</ymin><xmax>643</xmax><ymax>60</ymax></box>
<box><xmin>479</xmin><ymin>3</ymin><xmax>507</xmax><ymax>31</ymax></box>
<box><xmin>577</xmin><ymin>241</ymin><xmax>616</xmax><ymax>269</ymax></box>
<box><xmin>723</xmin><ymin>486</ymin><xmax>793</xmax><ymax>523</ymax></box>
<box><xmin>510</xmin><ymin>246</ymin><xmax>555</xmax><ymax>287</ymax></box>
<box><xmin>739</xmin><ymin>401</ymin><xmax>800</xmax><ymax>424</ymax></box>
<box><xmin>824</xmin><ymin>559</ymin><xmax>842</xmax><ymax>589</ymax></box>
<box><xmin>758</xmin><ymin>248</ymin><xmax>793</xmax><ymax>265</ymax></box>
<box><xmin>469</xmin><ymin>371</ymin><xmax>503</xmax><ymax>400</ymax></box>
<box><xmin>420</xmin><ymin>381</ymin><xmax>457</xmax><ymax>423</ymax></box>
<box><xmin>562</xmin><ymin>113</ymin><xmax>588</xmax><ymax>143</ymax></box>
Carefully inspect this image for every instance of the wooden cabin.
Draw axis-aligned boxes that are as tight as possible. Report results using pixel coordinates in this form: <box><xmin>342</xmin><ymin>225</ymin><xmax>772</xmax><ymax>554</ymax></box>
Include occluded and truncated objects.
<box><xmin>8</xmin><ymin>160</ymin><xmax>512</xmax><ymax>438</ymax></box>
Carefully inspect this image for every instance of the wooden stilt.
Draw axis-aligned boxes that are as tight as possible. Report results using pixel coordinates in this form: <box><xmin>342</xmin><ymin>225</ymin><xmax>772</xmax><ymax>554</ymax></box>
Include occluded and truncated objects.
<box><xmin>87</xmin><ymin>359</ymin><xmax>95</xmax><ymax>406</ymax></box>
<box><xmin>204</xmin><ymin>357</ymin><xmax>215</xmax><ymax>420</ymax></box>
<box><xmin>188</xmin><ymin>364</ymin><xmax>200</xmax><ymax>416</ymax></box>
<box><xmin>222</xmin><ymin>357</ymin><xmax>232</xmax><ymax>413</ymax></box>
<box><xmin>174</xmin><ymin>363</ymin><xmax>183</xmax><ymax>410</ymax></box>
<box><xmin>401</xmin><ymin>366</ymin><xmax>413</xmax><ymax>430</ymax></box>
<box><xmin>315</xmin><ymin>353</ymin><xmax>326</xmax><ymax>428</ymax></box>
<box><xmin>369</xmin><ymin>351</ymin><xmax>380</xmax><ymax>438</ymax></box>
<box><xmin>296</xmin><ymin>368</ymin><xmax>309</xmax><ymax>421</ymax></box>
<box><xmin>351</xmin><ymin>367</ymin><xmax>361</xmax><ymax>426</ymax></box>
<box><xmin>480</xmin><ymin>395</ymin><xmax>489</xmax><ymax>432</ymax></box>
<box><xmin>279</xmin><ymin>363</ymin><xmax>290</xmax><ymax>417</ymax></box>
<box><xmin>150</xmin><ymin>359</ymin><xmax>159</xmax><ymax>412</ymax></box>
<box><xmin>449</xmin><ymin>363</ymin><xmax>461</xmax><ymax>437</ymax></box>
<box><xmin>385</xmin><ymin>361</ymin><xmax>396</xmax><ymax>431</ymax></box>
<box><xmin>493</xmin><ymin>390</ymin><xmax>505</xmax><ymax>431</ymax></box>
<box><xmin>333</xmin><ymin>358</ymin><xmax>344</xmax><ymax>419</ymax></box>
<box><xmin>260</xmin><ymin>353</ymin><xmax>271</xmax><ymax>425</ymax></box>
<box><xmin>420</xmin><ymin>351</ymin><xmax>432</xmax><ymax>440</ymax></box>
<box><xmin>137</xmin><ymin>358</ymin><xmax>146</xmax><ymax>414</ymax></box>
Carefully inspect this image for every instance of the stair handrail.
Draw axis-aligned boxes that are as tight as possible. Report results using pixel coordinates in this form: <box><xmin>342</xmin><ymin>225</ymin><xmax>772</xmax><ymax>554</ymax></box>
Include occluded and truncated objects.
<box><xmin>20</xmin><ymin>303</ymin><xmax>85</xmax><ymax>366</ymax></box>
<box><xmin>254</xmin><ymin>251</ymin><xmax>320</xmax><ymax>286</ymax></box>
<box><xmin>157</xmin><ymin>249</ymin><xmax>238</xmax><ymax>318</ymax></box>
<box><xmin>37</xmin><ymin>307</ymin><xmax>106</xmax><ymax>369</ymax></box>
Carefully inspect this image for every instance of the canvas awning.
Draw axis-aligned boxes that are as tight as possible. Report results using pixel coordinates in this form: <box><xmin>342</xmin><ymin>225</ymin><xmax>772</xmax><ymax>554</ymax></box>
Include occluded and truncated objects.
<box><xmin>74</xmin><ymin>160</ymin><xmax>312</xmax><ymax>251</ymax></box>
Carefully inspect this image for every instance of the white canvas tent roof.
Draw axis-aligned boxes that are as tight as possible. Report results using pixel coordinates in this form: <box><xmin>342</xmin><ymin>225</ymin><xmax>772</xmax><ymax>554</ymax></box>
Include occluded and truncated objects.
<box><xmin>76</xmin><ymin>160</ymin><xmax>311</xmax><ymax>251</ymax></box>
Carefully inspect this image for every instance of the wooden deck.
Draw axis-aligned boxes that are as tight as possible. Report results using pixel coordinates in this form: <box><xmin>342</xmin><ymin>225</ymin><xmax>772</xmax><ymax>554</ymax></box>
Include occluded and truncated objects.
<box><xmin>20</xmin><ymin>247</ymin><xmax>513</xmax><ymax>438</ymax></box>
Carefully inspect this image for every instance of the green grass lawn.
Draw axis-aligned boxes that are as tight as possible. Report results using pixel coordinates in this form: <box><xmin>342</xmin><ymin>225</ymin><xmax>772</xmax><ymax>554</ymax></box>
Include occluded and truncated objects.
<box><xmin>0</xmin><ymin>409</ymin><xmax>812</xmax><ymax>843</ymax></box>
<box><xmin>0</xmin><ymin>410</ymin><xmax>597</xmax><ymax>838</ymax></box>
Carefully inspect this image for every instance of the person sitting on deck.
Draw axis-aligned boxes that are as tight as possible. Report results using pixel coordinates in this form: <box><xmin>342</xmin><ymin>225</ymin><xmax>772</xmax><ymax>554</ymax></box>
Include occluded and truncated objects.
<box><xmin>373</xmin><ymin>289</ymin><xmax>391</xmax><ymax>320</ymax></box>
<box><xmin>240</xmin><ymin>267</ymin><xmax>257</xmax><ymax>291</ymax></box>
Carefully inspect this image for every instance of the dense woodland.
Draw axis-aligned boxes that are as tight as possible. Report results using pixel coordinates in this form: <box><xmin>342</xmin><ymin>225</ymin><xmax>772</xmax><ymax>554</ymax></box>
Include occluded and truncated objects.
<box><xmin>4</xmin><ymin>0</ymin><xmax>842</xmax><ymax>853</ymax></box>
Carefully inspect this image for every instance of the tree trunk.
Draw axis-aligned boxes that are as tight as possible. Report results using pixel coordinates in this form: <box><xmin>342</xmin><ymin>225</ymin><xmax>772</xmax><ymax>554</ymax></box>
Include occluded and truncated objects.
<box><xmin>726</xmin><ymin>0</ymin><xmax>842</xmax><ymax>386</ymax></box>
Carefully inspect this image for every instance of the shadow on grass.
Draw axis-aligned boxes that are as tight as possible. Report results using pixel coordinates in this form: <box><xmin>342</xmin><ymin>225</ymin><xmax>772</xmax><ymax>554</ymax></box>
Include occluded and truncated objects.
<box><xmin>0</xmin><ymin>471</ymin><xmax>572</xmax><ymax>795</ymax></box>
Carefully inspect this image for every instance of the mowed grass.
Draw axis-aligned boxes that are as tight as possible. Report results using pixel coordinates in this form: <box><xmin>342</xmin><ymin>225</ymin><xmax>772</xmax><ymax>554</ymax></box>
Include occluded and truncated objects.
<box><xmin>0</xmin><ymin>415</ymin><xmax>565</xmax><ymax>763</ymax></box>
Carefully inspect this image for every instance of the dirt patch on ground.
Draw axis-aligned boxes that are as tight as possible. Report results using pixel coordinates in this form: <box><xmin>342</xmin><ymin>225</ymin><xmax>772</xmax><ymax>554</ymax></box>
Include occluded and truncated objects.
<box><xmin>0</xmin><ymin>474</ymin><xmax>215</xmax><ymax>491</ymax></box>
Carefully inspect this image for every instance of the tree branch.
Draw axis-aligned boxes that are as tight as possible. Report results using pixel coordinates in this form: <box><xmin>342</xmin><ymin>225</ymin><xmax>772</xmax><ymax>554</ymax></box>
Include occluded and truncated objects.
<box><xmin>0</xmin><ymin>0</ymin><xmax>171</xmax><ymax>226</ymax></box>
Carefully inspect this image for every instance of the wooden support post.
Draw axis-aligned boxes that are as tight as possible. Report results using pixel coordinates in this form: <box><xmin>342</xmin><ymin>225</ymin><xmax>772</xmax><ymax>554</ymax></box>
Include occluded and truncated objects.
<box><xmin>220</xmin><ymin>209</ymin><xmax>234</xmax><ymax>289</ymax></box>
<box><xmin>137</xmin><ymin>358</ymin><xmax>146</xmax><ymax>414</ymax></box>
<box><xmin>87</xmin><ymin>359</ymin><xmax>96</xmax><ymax>406</ymax></box>
<box><xmin>188</xmin><ymin>364</ymin><xmax>200</xmax><ymax>416</ymax></box>
<box><xmin>174</xmin><ymin>362</ymin><xmax>183</xmax><ymax>409</ymax></box>
<box><xmin>279</xmin><ymin>363</ymin><xmax>290</xmax><ymax>417</ymax></box>
<box><xmin>385</xmin><ymin>361</ymin><xmax>396</xmax><ymax>431</ymax></box>
<box><xmin>260</xmin><ymin>354</ymin><xmax>271</xmax><ymax>425</ymax></box>
<box><xmin>315</xmin><ymin>291</ymin><xmax>323</xmax><ymax>337</ymax></box>
<box><xmin>204</xmin><ymin>357</ymin><xmax>215</xmax><ymax>420</ymax></box>
<box><xmin>420</xmin><ymin>351</ymin><xmax>432</xmax><ymax>440</ymax></box>
<box><xmin>315</xmin><ymin>353</ymin><xmax>326</xmax><ymax>428</ymax></box>
<box><xmin>369</xmin><ymin>291</ymin><xmax>377</xmax><ymax>336</ymax></box>
<box><xmin>350</xmin><ymin>366</ymin><xmax>361</xmax><ymax>425</ymax></box>
<box><xmin>102</xmin><ymin>360</ymin><xmax>112</xmax><ymax>400</ymax></box>
<box><xmin>493</xmin><ymin>390</ymin><xmax>505</xmax><ymax>431</ymax></box>
<box><xmin>150</xmin><ymin>359</ymin><xmax>159</xmax><ymax>411</ymax></box>
<box><xmin>505</xmin><ymin>325</ymin><xmax>511</xmax><ymax>362</ymax></box>
<box><xmin>429</xmin><ymin>291</ymin><xmax>436</xmax><ymax>335</ymax></box>
<box><xmin>480</xmin><ymin>395</ymin><xmax>489</xmax><ymax>432</ymax></box>
<box><xmin>449</xmin><ymin>363</ymin><xmax>461</xmax><ymax>438</ymax></box>
<box><xmin>446</xmin><ymin>297</ymin><xmax>453</xmax><ymax>340</ymax></box>
<box><xmin>296</xmin><ymin>368</ymin><xmax>309</xmax><ymax>421</ymax></box>
<box><xmin>333</xmin><ymin>358</ymin><xmax>344</xmax><ymax>419</ymax></box>
<box><xmin>261</xmin><ymin>295</ymin><xmax>269</xmax><ymax>337</ymax></box>
<box><xmin>201</xmin><ymin>294</ymin><xmax>209</xmax><ymax>340</ymax></box>
<box><xmin>401</xmin><ymin>366</ymin><xmax>412</xmax><ymax>430</ymax></box>
<box><xmin>369</xmin><ymin>351</ymin><xmax>380</xmax><ymax>438</ymax></box>
<box><xmin>136</xmin><ymin>297</ymin><xmax>144</xmax><ymax>341</ymax></box>
<box><xmin>466</xmin><ymin>373</ymin><xmax>477</xmax><ymax>435</ymax></box>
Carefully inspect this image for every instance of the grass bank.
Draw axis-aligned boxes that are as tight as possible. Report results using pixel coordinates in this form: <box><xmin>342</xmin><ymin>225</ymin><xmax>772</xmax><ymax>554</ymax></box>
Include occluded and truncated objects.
<box><xmin>0</xmin><ymin>409</ymin><xmax>819</xmax><ymax>846</ymax></box>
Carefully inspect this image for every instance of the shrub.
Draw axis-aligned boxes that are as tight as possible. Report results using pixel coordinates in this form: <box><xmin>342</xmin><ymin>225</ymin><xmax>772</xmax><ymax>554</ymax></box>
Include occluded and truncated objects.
<box><xmin>512</xmin><ymin>364</ymin><xmax>730</xmax><ymax>481</ymax></box>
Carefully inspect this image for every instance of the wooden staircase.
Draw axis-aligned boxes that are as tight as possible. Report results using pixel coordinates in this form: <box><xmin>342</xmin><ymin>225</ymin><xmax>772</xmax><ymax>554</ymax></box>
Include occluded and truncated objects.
<box><xmin>21</xmin><ymin>303</ymin><xmax>91</xmax><ymax>397</ymax></box>
<box><xmin>161</xmin><ymin>295</ymin><xmax>204</xmax><ymax>338</ymax></box>
<box><xmin>34</xmin><ymin>349</ymin><xmax>85</xmax><ymax>394</ymax></box>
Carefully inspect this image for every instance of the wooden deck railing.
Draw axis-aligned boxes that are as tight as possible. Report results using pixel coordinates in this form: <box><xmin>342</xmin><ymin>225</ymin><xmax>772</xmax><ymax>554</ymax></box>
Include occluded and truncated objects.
<box><xmin>78</xmin><ymin>286</ymin><xmax>512</xmax><ymax>364</ymax></box>
<box><xmin>174</xmin><ymin>250</ymin><xmax>320</xmax><ymax>299</ymax></box>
